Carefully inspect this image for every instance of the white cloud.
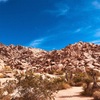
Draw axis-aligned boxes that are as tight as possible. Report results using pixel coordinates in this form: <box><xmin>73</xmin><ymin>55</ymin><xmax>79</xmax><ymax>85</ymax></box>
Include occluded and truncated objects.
<box><xmin>45</xmin><ymin>3</ymin><xmax>69</xmax><ymax>17</ymax></box>
<box><xmin>28</xmin><ymin>34</ymin><xmax>60</xmax><ymax>48</ymax></box>
<box><xmin>92</xmin><ymin>1</ymin><xmax>100</xmax><ymax>9</ymax></box>
<box><xmin>0</xmin><ymin>0</ymin><xmax>8</xmax><ymax>2</ymax></box>
<box><xmin>74</xmin><ymin>26</ymin><xmax>92</xmax><ymax>33</ymax></box>
<box><xmin>90</xmin><ymin>40</ymin><xmax>100</xmax><ymax>44</ymax></box>
<box><xmin>29</xmin><ymin>38</ymin><xmax>45</xmax><ymax>47</ymax></box>
<box><xmin>28</xmin><ymin>35</ymin><xmax>54</xmax><ymax>48</ymax></box>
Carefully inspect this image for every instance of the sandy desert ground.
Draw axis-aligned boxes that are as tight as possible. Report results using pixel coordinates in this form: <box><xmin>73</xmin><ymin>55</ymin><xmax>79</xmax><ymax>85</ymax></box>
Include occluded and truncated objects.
<box><xmin>55</xmin><ymin>87</ymin><xmax>93</xmax><ymax>100</ymax></box>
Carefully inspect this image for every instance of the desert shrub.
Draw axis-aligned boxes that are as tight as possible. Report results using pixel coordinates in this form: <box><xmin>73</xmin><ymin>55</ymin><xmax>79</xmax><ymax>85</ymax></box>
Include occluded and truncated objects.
<box><xmin>0</xmin><ymin>80</ymin><xmax>16</xmax><ymax>100</ymax></box>
<box><xmin>81</xmin><ymin>76</ymin><xmax>93</xmax><ymax>96</ymax></box>
<box><xmin>56</xmin><ymin>81</ymin><xmax>70</xmax><ymax>90</ymax></box>
<box><xmin>86</xmin><ymin>68</ymin><xmax>100</xmax><ymax>89</ymax></box>
<box><xmin>83</xmin><ymin>77</ymin><xmax>92</xmax><ymax>86</ymax></box>
<box><xmin>73</xmin><ymin>73</ymin><xmax>85</xmax><ymax>86</ymax></box>
<box><xmin>82</xmin><ymin>77</ymin><xmax>100</xmax><ymax>97</ymax></box>
<box><xmin>93</xmin><ymin>91</ymin><xmax>100</xmax><ymax>100</ymax></box>
<box><xmin>0</xmin><ymin>69</ymin><xmax>70</xmax><ymax>100</ymax></box>
<box><xmin>13</xmin><ymin>71</ymin><xmax>59</xmax><ymax>100</ymax></box>
<box><xmin>81</xmin><ymin>83</ymin><xmax>93</xmax><ymax>96</ymax></box>
<box><xmin>0</xmin><ymin>70</ymin><xmax>69</xmax><ymax>100</ymax></box>
<box><xmin>81</xmin><ymin>69</ymin><xmax>100</xmax><ymax>97</ymax></box>
<box><xmin>48</xmin><ymin>75</ymin><xmax>70</xmax><ymax>90</ymax></box>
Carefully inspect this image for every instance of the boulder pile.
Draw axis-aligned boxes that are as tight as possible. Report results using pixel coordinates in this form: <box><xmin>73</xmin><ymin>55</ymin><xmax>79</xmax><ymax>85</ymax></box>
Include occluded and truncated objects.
<box><xmin>0</xmin><ymin>42</ymin><xmax>99</xmax><ymax>74</ymax></box>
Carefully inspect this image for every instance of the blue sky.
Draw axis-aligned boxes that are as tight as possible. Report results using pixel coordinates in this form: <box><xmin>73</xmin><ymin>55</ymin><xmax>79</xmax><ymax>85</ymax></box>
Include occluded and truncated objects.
<box><xmin>0</xmin><ymin>0</ymin><xmax>100</xmax><ymax>50</ymax></box>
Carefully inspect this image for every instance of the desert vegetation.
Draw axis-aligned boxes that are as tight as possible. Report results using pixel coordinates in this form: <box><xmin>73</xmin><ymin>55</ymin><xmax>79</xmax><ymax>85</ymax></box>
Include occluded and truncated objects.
<box><xmin>81</xmin><ymin>67</ymin><xmax>100</xmax><ymax>99</ymax></box>
<box><xmin>0</xmin><ymin>64</ymin><xmax>100</xmax><ymax>100</ymax></box>
<box><xmin>0</xmin><ymin>69</ymin><xmax>70</xmax><ymax>100</ymax></box>
<box><xmin>0</xmin><ymin>42</ymin><xmax>100</xmax><ymax>100</ymax></box>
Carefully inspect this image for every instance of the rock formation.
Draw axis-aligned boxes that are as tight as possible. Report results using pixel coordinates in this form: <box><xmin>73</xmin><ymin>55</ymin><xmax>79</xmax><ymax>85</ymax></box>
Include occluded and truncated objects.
<box><xmin>0</xmin><ymin>42</ymin><xmax>100</xmax><ymax>74</ymax></box>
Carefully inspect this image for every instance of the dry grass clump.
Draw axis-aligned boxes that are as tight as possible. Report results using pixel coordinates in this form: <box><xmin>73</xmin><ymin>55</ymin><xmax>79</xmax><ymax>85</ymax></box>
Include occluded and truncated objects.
<box><xmin>52</xmin><ymin>76</ymin><xmax>70</xmax><ymax>90</ymax></box>
<box><xmin>72</xmin><ymin>73</ymin><xmax>85</xmax><ymax>86</ymax></box>
<box><xmin>57</xmin><ymin>82</ymin><xmax>70</xmax><ymax>90</ymax></box>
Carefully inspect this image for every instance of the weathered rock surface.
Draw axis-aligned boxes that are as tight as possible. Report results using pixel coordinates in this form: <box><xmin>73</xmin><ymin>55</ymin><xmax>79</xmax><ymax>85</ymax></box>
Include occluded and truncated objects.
<box><xmin>0</xmin><ymin>42</ymin><xmax>100</xmax><ymax>73</ymax></box>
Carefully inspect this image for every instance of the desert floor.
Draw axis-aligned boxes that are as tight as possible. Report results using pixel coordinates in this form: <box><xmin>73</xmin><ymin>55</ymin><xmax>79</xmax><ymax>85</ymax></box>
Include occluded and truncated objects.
<box><xmin>55</xmin><ymin>87</ymin><xmax>93</xmax><ymax>100</ymax></box>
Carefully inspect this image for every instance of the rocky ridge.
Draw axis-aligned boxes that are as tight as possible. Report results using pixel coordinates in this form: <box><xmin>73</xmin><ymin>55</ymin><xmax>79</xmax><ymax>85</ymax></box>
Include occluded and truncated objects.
<box><xmin>0</xmin><ymin>42</ymin><xmax>100</xmax><ymax>74</ymax></box>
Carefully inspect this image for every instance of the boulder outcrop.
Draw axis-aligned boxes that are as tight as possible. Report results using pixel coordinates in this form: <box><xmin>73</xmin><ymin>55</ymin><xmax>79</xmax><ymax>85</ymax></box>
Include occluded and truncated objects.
<box><xmin>0</xmin><ymin>42</ymin><xmax>99</xmax><ymax>73</ymax></box>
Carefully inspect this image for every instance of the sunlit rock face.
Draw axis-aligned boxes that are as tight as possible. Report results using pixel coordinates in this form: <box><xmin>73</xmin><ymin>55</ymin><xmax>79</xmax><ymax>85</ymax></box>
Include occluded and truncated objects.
<box><xmin>0</xmin><ymin>42</ymin><xmax>100</xmax><ymax>73</ymax></box>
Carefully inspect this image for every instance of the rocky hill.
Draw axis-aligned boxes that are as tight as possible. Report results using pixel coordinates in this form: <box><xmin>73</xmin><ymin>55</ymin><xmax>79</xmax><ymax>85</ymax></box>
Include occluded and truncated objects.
<box><xmin>0</xmin><ymin>43</ymin><xmax>47</xmax><ymax>70</ymax></box>
<box><xmin>0</xmin><ymin>42</ymin><xmax>100</xmax><ymax>73</ymax></box>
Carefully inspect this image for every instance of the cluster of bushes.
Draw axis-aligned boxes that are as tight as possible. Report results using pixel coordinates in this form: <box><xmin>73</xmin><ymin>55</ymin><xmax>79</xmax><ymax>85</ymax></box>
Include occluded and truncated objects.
<box><xmin>81</xmin><ymin>69</ymin><xmax>100</xmax><ymax>99</ymax></box>
<box><xmin>64</xmin><ymin>68</ymin><xmax>100</xmax><ymax>99</ymax></box>
<box><xmin>2</xmin><ymin>65</ymin><xmax>100</xmax><ymax>99</ymax></box>
<box><xmin>82</xmin><ymin>82</ymin><xmax>100</xmax><ymax>99</ymax></box>
<box><xmin>0</xmin><ymin>69</ymin><xmax>70</xmax><ymax>100</ymax></box>
<box><xmin>65</xmin><ymin>71</ymin><xmax>86</xmax><ymax>86</ymax></box>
